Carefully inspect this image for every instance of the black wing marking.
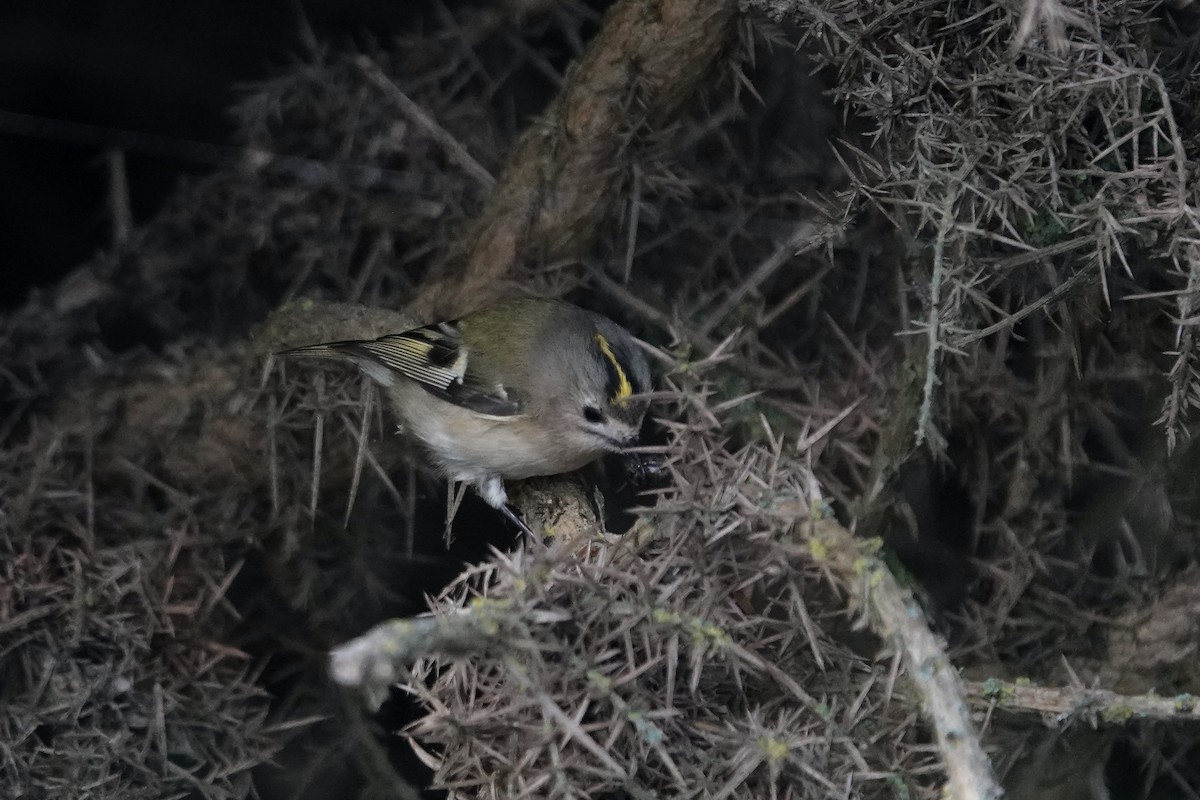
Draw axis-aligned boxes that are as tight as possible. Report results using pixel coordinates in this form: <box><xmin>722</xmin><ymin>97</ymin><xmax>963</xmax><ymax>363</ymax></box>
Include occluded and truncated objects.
<box><xmin>356</xmin><ymin>327</ymin><xmax>465</xmax><ymax>390</ymax></box>
<box><xmin>280</xmin><ymin>320</ymin><xmax>524</xmax><ymax>417</ymax></box>
<box><xmin>424</xmin><ymin>380</ymin><xmax>523</xmax><ymax>417</ymax></box>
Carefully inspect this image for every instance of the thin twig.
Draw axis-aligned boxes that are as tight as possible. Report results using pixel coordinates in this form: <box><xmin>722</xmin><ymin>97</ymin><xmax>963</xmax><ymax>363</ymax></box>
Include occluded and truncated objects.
<box><xmin>342</xmin><ymin>378</ymin><xmax>375</xmax><ymax>529</ymax></box>
<box><xmin>356</xmin><ymin>55</ymin><xmax>496</xmax><ymax>190</ymax></box>
<box><xmin>955</xmin><ymin>261</ymin><xmax>1100</xmax><ymax>347</ymax></box>
<box><xmin>104</xmin><ymin>149</ymin><xmax>133</xmax><ymax>246</ymax></box>
<box><xmin>698</xmin><ymin>219</ymin><xmax>841</xmax><ymax>337</ymax></box>
<box><xmin>916</xmin><ymin>181</ymin><xmax>965</xmax><ymax>448</ymax></box>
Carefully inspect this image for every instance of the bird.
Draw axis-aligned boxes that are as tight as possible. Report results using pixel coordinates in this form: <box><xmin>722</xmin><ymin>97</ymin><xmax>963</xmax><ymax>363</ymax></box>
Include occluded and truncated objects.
<box><xmin>278</xmin><ymin>297</ymin><xmax>652</xmax><ymax>536</ymax></box>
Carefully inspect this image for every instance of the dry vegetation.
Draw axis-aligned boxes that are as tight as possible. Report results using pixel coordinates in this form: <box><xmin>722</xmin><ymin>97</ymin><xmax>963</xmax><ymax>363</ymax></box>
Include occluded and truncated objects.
<box><xmin>3</xmin><ymin>0</ymin><xmax>1200</xmax><ymax>798</ymax></box>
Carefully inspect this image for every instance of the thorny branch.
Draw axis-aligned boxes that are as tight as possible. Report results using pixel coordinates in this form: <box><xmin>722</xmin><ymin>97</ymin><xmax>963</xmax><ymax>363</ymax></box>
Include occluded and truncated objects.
<box><xmin>794</xmin><ymin>514</ymin><xmax>1003</xmax><ymax>800</ymax></box>
<box><xmin>333</xmin><ymin>499</ymin><xmax>1005</xmax><ymax>799</ymax></box>
<box><xmin>9</xmin><ymin>0</ymin><xmax>1200</xmax><ymax>796</ymax></box>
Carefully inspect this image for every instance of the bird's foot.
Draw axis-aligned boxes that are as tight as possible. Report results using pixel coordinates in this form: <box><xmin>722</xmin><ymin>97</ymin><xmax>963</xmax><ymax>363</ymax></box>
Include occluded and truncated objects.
<box><xmin>499</xmin><ymin>502</ymin><xmax>536</xmax><ymax>538</ymax></box>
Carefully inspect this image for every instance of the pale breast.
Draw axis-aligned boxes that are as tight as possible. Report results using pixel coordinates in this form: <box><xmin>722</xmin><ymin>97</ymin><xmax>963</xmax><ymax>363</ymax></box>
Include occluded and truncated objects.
<box><xmin>386</xmin><ymin>382</ymin><xmax>602</xmax><ymax>482</ymax></box>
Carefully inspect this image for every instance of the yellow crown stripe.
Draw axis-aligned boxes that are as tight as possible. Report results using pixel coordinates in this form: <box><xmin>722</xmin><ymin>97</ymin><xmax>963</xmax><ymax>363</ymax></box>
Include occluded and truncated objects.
<box><xmin>595</xmin><ymin>334</ymin><xmax>633</xmax><ymax>403</ymax></box>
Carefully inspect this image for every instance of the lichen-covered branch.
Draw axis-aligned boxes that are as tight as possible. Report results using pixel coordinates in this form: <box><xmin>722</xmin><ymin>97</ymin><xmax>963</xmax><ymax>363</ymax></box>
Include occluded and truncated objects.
<box><xmin>330</xmin><ymin>606</ymin><xmax>517</xmax><ymax>710</ymax></box>
<box><xmin>797</xmin><ymin>514</ymin><xmax>1003</xmax><ymax>800</ymax></box>
<box><xmin>967</xmin><ymin>678</ymin><xmax>1200</xmax><ymax>726</ymax></box>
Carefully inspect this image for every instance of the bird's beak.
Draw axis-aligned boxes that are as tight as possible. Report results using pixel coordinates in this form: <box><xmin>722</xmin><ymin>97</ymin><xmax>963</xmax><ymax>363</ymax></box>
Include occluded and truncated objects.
<box><xmin>602</xmin><ymin>432</ymin><xmax>640</xmax><ymax>451</ymax></box>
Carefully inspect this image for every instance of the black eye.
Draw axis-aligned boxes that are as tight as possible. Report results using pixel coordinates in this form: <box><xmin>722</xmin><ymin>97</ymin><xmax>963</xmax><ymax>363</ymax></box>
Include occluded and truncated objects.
<box><xmin>583</xmin><ymin>406</ymin><xmax>605</xmax><ymax>424</ymax></box>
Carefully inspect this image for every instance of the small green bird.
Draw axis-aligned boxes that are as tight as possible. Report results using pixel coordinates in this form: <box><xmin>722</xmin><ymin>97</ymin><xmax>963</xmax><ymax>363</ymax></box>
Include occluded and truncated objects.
<box><xmin>279</xmin><ymin>298</ymin><xmax>652</xmax><ymax>535</ymax></box>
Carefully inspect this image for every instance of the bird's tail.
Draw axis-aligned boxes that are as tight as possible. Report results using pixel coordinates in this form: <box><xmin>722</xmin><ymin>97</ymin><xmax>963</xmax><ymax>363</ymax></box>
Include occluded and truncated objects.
<box><xmin>275</xmin><ymin>340</ymin><xmax>398</xmax><ymax>386</ymax></box>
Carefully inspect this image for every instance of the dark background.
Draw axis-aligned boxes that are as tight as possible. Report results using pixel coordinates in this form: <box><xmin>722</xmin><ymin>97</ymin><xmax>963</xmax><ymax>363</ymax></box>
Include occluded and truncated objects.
<box><xmin>0</xmin><ymin>1</ymin><xmax>436</xmax><ymax>309</ymax></box>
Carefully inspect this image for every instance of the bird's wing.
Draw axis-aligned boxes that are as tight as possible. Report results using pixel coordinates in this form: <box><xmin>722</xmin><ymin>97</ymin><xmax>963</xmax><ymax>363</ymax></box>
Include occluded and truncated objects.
<box><xmin>278</xmin><ymin>320</ymin><xmax>525</xmax><ymax>417</ymax></box>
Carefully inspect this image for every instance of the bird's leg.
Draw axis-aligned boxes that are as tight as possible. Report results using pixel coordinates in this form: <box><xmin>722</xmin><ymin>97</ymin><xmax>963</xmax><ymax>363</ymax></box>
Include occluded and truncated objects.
<box><xmin>499</xmin><ymin>503</ymin><xmax>536</xmax><ymax>538</ymax></box>
<box><xmin>476</xmin><ymin>475</ymin><xmax>536</xmax><ymax>538</ymax></box>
